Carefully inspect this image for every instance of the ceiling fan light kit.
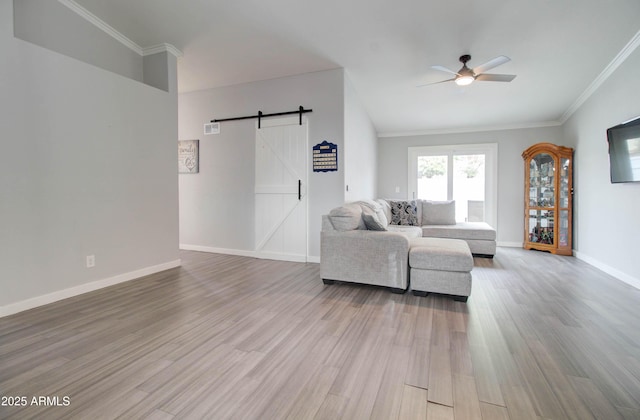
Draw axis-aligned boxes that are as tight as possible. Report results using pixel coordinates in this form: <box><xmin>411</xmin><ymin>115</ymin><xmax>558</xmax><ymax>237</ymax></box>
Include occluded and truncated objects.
<box><xmin>424</xmin><ymin>54</ymin><xmax>517</xmax><ymax>87</ymax></box>
<box><xmin>455</xmin><ymin>75</ymin><xmax>475</xmax><ymax>86</ymax></box>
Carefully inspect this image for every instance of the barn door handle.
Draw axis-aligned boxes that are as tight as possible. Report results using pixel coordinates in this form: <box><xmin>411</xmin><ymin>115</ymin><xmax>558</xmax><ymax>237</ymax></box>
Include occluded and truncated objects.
<box><xmin>298</xmin><ymin>180</ymin><xmax>302</xmax><ymax>200</ymax></box>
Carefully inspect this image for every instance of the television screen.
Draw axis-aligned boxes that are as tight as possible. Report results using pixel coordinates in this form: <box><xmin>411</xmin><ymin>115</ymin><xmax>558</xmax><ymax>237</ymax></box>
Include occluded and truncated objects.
<box><xmin>607</xmin><ymin>116</ymin><xmax>640</xmax><ymax>183</ymax></box>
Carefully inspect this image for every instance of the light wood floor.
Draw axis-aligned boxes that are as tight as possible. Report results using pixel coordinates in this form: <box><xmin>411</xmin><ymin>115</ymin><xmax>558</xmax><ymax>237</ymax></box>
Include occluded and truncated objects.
<box><xmin>1</xmin><ymin>248</ymin><xmax>640</xmax><ymax>419</ymax></box>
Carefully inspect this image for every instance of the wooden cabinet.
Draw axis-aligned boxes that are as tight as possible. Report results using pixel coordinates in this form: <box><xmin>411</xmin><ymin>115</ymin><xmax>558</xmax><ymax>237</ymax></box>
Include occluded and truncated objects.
<box><xmin>522</xmin><ymin>143</ymin><xmax>573</xmax><ymax>255</ymax></box>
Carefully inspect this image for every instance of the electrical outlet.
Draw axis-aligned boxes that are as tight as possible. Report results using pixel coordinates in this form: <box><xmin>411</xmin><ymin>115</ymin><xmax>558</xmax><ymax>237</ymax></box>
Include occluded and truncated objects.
<box><xmin>395</xmin><ymin>186</ymin><xmax>400</xmax><ymax>193</ymax></box>
<box><xmin>86</xmin><ymin>255</ymin><xmax>95</xmax><ymax>268</ymax></box>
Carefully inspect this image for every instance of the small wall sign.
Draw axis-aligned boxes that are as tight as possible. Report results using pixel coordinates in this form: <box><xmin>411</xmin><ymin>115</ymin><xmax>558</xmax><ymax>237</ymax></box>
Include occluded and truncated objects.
<box><xmin>178</xmin><ymin>140</ymin><xmax>199</xmax><ymax>174</ymax></box>
<box><xmin>313</xmin><ymin>141</ymin><xmax>338</xmax><ymax>172</ymax></box>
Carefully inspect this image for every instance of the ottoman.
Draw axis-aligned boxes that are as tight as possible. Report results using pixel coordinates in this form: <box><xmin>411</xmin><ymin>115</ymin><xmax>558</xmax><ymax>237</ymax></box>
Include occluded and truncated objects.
<box><xmin>409</xmin><ymin>237</ymin><xmax>473</xmax><ymax>302</ymax></box>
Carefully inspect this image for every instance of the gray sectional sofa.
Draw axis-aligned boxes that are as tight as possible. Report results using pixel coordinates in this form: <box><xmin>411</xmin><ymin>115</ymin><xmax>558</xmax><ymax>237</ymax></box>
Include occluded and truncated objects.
<box><xmin>320</xmin><ymin>199</ymin><xmax>496</xmax><ymax>299</ymax></box>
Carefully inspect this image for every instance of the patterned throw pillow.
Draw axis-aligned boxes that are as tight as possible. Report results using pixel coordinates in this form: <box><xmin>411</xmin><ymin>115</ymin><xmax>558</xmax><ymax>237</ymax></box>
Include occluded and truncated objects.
<box><xmin>389</xmin><ymin>200</ymin><xmax>419</xmax><ymax>226</ymax></box>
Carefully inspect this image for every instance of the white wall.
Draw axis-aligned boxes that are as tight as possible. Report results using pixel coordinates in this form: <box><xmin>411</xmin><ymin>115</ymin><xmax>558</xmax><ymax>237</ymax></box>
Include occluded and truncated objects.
<box><xmin>563</xmin><ymin>45</ymin><xmax>640</xmax><ymax>289</ymax></box>
<box><xmin>377</xmin><ymin>126</ymin><xmax>566</xmax><ymax>245</ymax></box>
<box><xmin>13</xmin><ymin>0</ymin><xmax>144</xmax><ymax>83</ymax></box>
<box><xmin>178</xmin><ymin>69</ymin><xmax>345</xmax><ymax>260</ymax></box>
<box><xmin>0</xmin><ymin>0</ymin><xmax>180</xmax><ymax>315</ymax></box>
<box><xmin>344</xmin><ymin>73</ymin><xmax>378</xmax><ymax>201</ymax></box>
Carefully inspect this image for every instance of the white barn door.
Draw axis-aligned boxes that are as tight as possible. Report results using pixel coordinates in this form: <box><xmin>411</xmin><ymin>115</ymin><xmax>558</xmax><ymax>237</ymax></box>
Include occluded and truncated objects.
<box><xmin>254</xmin><ymin>116</ymin><xmax>308</xmax><ymax>262</ymax></box>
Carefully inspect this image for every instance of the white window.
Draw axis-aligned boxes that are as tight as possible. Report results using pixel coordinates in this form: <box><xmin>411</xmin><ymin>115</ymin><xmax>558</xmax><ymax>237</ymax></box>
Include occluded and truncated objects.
<box><xmin>408</xmin><ymin>143</ymin><xmax>497</xmax><ymax>228</ymax></box>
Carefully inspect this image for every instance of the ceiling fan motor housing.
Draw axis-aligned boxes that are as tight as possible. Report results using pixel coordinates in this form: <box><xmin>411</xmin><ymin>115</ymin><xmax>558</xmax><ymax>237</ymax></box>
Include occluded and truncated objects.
<box><xmin>458</xmin><ymin>54</ymin><xmax>474</xmax><ymax>76</ymax></box>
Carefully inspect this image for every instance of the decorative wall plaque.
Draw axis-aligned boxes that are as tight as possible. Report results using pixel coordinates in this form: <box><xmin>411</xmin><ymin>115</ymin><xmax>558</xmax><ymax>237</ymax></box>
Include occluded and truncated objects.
<box><xmin>178</xmin><ymin>140</ymin><xmax>199</xmax><ymax>174</ymax></box>
<box><xmin>313</xmin><ymin>141</ymin><xmax>338</xmax><ymax>172</ymax></box>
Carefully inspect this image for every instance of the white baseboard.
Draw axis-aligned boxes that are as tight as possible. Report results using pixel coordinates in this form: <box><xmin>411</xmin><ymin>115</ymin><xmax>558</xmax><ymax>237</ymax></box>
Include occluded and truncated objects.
<box><xmin>0</xmin><ymin>259</ymin><xmax>182</xmax><ymax>318</ymax></box>
<box><xmin>180</xmin><ymin>244</ymin><xmax>256</xmax><ymax>258</ymax></box>
<box><xmin>180</xmin><ymin>244</ymin><xmax>320</xmax><ymax>264</ymax></box>
<box><xmin>574</xmin><ymin>251</ymin><xmax>640</xmax><ymax>291</ymax></box>
<box><xmin>254</xmin><ymin>251</ymin><xmax>307</xmax><ymax>263</ymax></box>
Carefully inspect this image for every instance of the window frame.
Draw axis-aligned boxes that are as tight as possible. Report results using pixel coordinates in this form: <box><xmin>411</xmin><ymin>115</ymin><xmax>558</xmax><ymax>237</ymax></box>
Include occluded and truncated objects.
<box><xmin>408</xmin><ymin>143</ymin><xmax>498</xmax><ymax>228</ymax></box>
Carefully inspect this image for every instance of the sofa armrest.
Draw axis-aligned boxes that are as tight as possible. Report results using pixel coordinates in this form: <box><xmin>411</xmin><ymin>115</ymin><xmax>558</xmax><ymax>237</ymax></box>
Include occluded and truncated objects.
<box><xmin>320</xmin><ymin>230</ymin><xmax>410</xmax><ymax>290</ymax></box>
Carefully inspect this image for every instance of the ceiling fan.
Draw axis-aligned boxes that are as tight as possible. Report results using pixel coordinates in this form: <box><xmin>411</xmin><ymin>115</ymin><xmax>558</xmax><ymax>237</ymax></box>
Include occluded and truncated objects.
<box><xmin>420</xmin><ymin>54</ymin><xmax>516</xmax><ymax>87</ymax></box>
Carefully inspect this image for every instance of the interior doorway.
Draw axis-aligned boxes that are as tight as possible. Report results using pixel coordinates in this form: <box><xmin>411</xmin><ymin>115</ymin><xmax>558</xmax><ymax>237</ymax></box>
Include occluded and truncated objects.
<box><xmin>254</xmin><ymin>116</ymin><xmax>308</xmax><ymax>261</ymax></box>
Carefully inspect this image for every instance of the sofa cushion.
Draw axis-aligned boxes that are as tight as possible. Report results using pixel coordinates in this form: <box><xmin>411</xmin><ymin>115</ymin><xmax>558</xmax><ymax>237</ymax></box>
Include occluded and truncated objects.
<box><xmin>375</xmin><ymin>199</ymin><xmax>392</xmax><ymax>224</ymax></box>
<box><xmin>387</xmin><ymin>225</ymin><xmax>422</xmax><ymax>238</ymax></box>
<box><xmin>422</xmin><ymin>222</ymin><xmax>496</xmax><ymax>241</ymax></box>
<box><xmin>358</xmin><ymin>200</ymin><xmax>389</xmax><ymax>227</ymax></box>
<box><xmin>357</xmin><ymin>199</ymin><xmax>379</xmax><ymax>210</ymax></box>
<box><xmin>422</xmin><ymin>200</ymin><xmax>456</xmax><ymax>225</ymax></box>
<box><xmin>362</xmin><ymin>213</ymin><xmax>387</xmax><ymax>231</ymax></box>
<box><xmin>389</xmin><ymin>200</ymin><xmax>419</xmax><ymax>226</ymax></box>
<box><xmin>329</xmin><ymin>203</ymin><xmax>365</xmax><ymax>231</ymax></box>
<box><xmin>415</xmin><ymin>199</ymin><xmax>423</xmax><ymax>224</ymax></box>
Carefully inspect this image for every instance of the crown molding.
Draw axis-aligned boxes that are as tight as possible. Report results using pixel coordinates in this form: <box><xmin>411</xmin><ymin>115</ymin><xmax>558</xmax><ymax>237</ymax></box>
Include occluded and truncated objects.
<box><xmin>143</xmin><ymin>43</ymin><xmax>183</xmax><ymax>58</ymax></box>
<box><xmin>58</xmin><ymin>0</ymin><xmax>143</xmax><ymax>54</ymax></box>
<box><xmin>560</xmin><ymin>29</ymin><xmax>640</xmax><ymax>124</ymax></box>
<box><xmin>57</xmin><ymin>0</ymin><xmax>182</xmax><ymax>58</ymax></box>
<box><xmin>378</xmin><ymin>120</ymin><xmax>562</xmax><ymax>138</ymax></box>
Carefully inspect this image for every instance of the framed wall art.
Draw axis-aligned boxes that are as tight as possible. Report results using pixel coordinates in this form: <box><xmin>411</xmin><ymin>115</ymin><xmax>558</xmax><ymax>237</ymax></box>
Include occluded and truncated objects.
<box><xmin>178</xmin><ymin>140</ymin><xmax>199</xmax><ymax>174</ymax></box>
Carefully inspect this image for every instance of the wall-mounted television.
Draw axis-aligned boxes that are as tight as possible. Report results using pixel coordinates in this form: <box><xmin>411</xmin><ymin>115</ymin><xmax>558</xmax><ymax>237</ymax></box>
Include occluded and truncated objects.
<box><xmin>607</xmin><ymin>116</ymin><xmax>640</xmax><ymax>183</ymax></box>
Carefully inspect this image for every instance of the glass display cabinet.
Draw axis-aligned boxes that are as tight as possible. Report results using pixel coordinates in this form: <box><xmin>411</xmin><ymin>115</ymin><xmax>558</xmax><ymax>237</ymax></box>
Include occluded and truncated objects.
<box><xmin>522</xmin><ymin>143</ymin><xmax>574</xmax><ymax>255</ymax></box>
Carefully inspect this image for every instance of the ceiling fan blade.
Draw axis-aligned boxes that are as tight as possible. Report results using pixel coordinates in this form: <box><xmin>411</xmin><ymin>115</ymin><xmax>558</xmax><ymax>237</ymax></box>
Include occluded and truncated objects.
<box><xmin>417</xmin><ymin>77</ymin><xmax>456</xmax><ymax>87</ymax></box>
<box><xmin>475</xmin><ymin>73</ymin><xmax>516</xmax><ymax>82</ymax></box>
<box><xmin>431</xmin><ymin>65</ymin><xmax>460</xmax><ymax>76</ymax></box>
<box><xmin>472</xmin><ymin>55</ymin><xmax>510</xmax><ymax>74</ymax></box>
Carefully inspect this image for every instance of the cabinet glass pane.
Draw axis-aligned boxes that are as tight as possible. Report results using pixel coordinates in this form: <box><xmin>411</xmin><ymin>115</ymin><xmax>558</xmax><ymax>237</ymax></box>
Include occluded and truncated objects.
<box><xmin>559</xmin><ymin>210</ymin><xmax>569</xmax><ymax>246</ymax></box>
<box><xmin>529</xmin><ymin>153</ymin><xmax>555</xmax><ymax>207</ymax></box>
<box><xmin>528</xmin><ymin>209</ymin><xmax>554</xmax><ymax>244</ymax></box>
<box><xmin>559</xmin><ymin>157</ymin><xmax>570</xmax><ymax>208</ymax></box>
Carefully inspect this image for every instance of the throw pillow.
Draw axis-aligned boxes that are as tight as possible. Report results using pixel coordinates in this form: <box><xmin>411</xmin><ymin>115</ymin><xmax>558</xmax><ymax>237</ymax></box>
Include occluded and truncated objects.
<box><xmin>357</xmin><ymin>200</ymin><xmax>389</xmax><ymax>227</ymax></box>
<box><xmin>389</xmin><ymin>200</ymin><xmax>419</xmax><ymax>226</ymax></box>
<box><xmin>329</xmin><ymin>204</ymin><xmax>366</xmax><ymax>231</ymax></box>
<box><xmin>422</xmin><ymin>200</ymin><xmax>456</xmax><ymax>225</ymax></box>
<box><xmin>362</xmin><ymin>213</ymin><xmax>387</xmax><ymax>231</ymax></box>
<box><xmin>375</xmin><ymin>199</ymin><xmax>392</xmax><ymax>225</ymax></box>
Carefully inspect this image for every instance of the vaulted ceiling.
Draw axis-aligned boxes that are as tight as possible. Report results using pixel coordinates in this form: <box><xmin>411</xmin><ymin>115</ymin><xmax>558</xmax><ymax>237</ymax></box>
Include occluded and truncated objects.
<box><xmin>73</xmin><ymin>0</ymin><xmax>640</xmax><ymax>135</ymax></box>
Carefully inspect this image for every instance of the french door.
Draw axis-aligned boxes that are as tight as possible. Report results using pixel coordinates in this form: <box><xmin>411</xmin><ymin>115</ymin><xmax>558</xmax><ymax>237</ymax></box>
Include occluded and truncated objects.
<box><xmin>408</xmin><ymin>143</ymin><xmax>497</xmax><ymax>228</ymax></box>
<box><xmin>254</xmin><ymin>116</ymin><xmax>308</xmax><ymax>262</ymax></box>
